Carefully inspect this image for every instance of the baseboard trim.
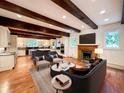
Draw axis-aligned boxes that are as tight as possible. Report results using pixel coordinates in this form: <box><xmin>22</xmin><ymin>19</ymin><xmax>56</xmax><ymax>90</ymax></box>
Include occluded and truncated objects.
<box><xmin>107</xmin><ymin>63</ymin><xmax>124</xmax><ymax>71</ymax></box>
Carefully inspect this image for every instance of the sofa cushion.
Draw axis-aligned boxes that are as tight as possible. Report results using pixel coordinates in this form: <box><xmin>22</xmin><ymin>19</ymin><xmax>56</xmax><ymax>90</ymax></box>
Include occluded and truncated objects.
<box><xmin>53</xmin><ymin>58</ymin><xmax>63</xmax><ymax>63</ymax></box>
<box><xmin>36</xmin><ymin>60</ymin><xmax>50</xmax><ymax>65</ymax></box>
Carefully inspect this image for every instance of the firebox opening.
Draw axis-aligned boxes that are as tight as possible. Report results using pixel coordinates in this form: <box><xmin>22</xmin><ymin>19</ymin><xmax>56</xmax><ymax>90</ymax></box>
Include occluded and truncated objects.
<box><xmin>82</xmin><ymin>50</ymin><xmax>92</xmax><ymax>61</ymax></box>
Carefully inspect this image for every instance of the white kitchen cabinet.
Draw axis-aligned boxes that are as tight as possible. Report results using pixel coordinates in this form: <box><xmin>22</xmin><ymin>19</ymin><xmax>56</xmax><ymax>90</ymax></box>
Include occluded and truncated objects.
<box><xmin>7</xmin><ymin>35</ymin><xmax>18</xmax><ymax>53</ymax></box>
<box><xmin>0</xmin><ymin>26</ymin><xmax>10</xmax><ymax>47</ymax></box>
<box><xmin>0</xmin><ymin>53</ymin><xmax>15</xmax><ymax>71</ymax></box>
<box><xmin>17</xmin><ymin>49</ymin><xmax>26</xmax><ymax>56</ymax></box>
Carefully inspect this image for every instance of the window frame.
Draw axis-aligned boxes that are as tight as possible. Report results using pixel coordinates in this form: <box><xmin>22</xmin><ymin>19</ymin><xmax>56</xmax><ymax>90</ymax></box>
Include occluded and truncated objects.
<box><xmin>104</xmin><ymin>31</ymin><xmax>120</xmax><ymax>49</ymax></box>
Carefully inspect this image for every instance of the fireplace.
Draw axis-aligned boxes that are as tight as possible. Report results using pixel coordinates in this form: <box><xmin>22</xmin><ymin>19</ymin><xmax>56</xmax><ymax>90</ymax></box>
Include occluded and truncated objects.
<box><xmin>82</xmin><ymin>50</ymin><xmax>92</xmax><ymax>60</ymax></box>
<box><xmin>78</xmin><ymin>44</ymin><xmax>98</xmax><ymax>60</ymax></box>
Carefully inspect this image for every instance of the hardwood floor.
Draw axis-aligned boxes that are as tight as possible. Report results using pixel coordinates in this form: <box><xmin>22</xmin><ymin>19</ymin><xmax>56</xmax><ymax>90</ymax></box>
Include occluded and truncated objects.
<box><xmin>99</xmin><ymin>67</ymin><xmax>124</xmax><ymax>93</ymax></box>
<box><xmin>0</xmin><ymin>56</ymin><xmax>38</xmax><ymax>93</ymax></box>
<box><xmin>0</xmin><ymin>56</ymin><xmax>124</xmax><ymax>93</ymax></box>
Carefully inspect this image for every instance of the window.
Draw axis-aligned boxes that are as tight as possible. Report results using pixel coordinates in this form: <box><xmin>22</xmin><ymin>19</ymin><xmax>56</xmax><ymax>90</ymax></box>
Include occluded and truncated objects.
<box><xmin>105</xmin><ymin>31</ymin><xmax>119</xmax><ymax>48</ymax></box>
<box><xmin>70</xmin><ymin>37</ymin><xmax>77</xmax><ymax>47</ymax></box>
<box><xmin>26</xmin><ymin>39</ymin><xmax>38</xmax><ymax>47</ymax></box>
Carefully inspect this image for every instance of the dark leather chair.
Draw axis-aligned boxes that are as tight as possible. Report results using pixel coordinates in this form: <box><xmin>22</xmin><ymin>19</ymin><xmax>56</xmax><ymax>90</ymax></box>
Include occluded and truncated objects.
<box><xmin>31</xmin><ymin>50</ymin><xmax>51</xmax><ymax>70</ymax></box>
<box><xmin>48</xmin><ymin>51</ymin><xmax>63</xmax><ymax>65</ymax></box>
<box><xmin>62</xmin><ymin>60</ymin><xmax>107</xmax><ymax>93</ymax></box>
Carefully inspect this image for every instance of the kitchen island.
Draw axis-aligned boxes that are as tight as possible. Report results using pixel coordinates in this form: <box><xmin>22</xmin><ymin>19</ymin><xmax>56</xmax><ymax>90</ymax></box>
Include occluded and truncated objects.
<box><xmin>0</xmin><ymin>52</ymin><xmax>16</xmax><ymax>72</ymax></box>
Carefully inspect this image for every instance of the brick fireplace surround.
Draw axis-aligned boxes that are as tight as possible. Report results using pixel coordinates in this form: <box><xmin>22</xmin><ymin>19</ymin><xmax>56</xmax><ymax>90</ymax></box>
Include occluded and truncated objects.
<box><xmin>78</xmin><ymin>44</ymin><xmax>98</xmax><ymax>60</ymax></box>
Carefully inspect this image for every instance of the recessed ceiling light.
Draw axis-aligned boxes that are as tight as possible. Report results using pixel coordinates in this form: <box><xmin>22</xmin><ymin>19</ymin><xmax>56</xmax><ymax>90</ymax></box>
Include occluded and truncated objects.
<box><xmin>49</xmin><ymin>24</ymin><xmax>53</xmax><ymax>27</ymax></box>
<box><xmin>17</xmin><ymin>14</ymin><xmax>22</xmax><ymax>18</ymax></box>
<box><xmin>104</xmin><ymin>18</ymin><xmax>109</xmax><ymax>22</ymax></box>
<box><xmin>100</xmin><ymin>10</ymin><xmax>106</xmax><ymax>15</ymax></box>
<box><xmin>81</xmin><ymin>25</ymin><xmax>84</xmax><ymax>28</ymax></box>
<box><xmin>62</xmin><ymin>15</ymin><xmax>67</xmax><ymax>19</ymax></box>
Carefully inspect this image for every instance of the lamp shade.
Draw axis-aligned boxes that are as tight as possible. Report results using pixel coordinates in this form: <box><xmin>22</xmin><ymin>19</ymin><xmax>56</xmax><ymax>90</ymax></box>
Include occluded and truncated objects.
<box><xmin>95</xmin><ymin>48</ymin><xmax>103</xmax><ymax>54</ymax></box>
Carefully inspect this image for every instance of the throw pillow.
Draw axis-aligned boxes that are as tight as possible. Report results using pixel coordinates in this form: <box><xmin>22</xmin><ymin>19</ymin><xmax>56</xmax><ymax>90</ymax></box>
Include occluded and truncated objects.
<box><xmin>51</xmin><ymin>54</ymin><xmax>58</xmax><ymax>58</ymax></box>
<box><xmin>91</xmin><ymin>58</ymin><xmax>103</xmax><ymax>66</ymax></box>
<box><xmin>89</xmin><ymin>59</ymin><xmax>95</xmax><ymax>63</ymax></box>
<box><xmin>50</xmin><ymin>55</ymin><xmax>54</xmax><ymax>58</ymax></box>
<box><xmin>55</xmin><ymin>54</ymin><xmax>58</xmax><ymax>58</ymax></box>
<box><xmin>35</xmin><ymin>56</ymin><xmax>45</xmax><ymax>61</ymax></box>
<box><xmin>39</xmin><ymin>56</ymin><xmax>45</xmax><ymax>60</ymax></box>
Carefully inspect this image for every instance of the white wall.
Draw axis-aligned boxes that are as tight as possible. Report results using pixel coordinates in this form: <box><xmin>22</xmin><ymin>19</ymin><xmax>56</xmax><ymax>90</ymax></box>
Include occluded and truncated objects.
<box><xmin>62</xmin><ymin>36</ymin><xmax>69</xmax><ymax>57</ymax></box>
<box><xmin>80</xmin><ymin>22</ymin><xmax>124</xmax><ymax>66</ymax></box>
<box><xmin>58</xmin><ymin>33</ymin><xmax>79</xmax><ymax>58</ymax></box>
<box><xmin>68</xmin><ymin>32</ymin><xmax>79</xmax><ymax>58</ymax></box>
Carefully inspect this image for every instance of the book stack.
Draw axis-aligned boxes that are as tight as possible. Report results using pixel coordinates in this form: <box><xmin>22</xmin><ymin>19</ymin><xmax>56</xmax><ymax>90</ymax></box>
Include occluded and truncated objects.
<box><xmin>55</xmin><ymin>75</ymin><xmax>69</xmax><ymax>87</ymax></box>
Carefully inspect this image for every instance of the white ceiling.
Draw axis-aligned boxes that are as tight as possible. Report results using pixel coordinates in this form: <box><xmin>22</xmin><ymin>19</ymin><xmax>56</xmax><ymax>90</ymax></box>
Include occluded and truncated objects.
<box><xmin>0</xmin><ymin>0</ymin><xmax>123</xmax><ymax>33</ymax></box>
<box><xmin>71</xmin><ymin>0</ymin><xmax>123</xmax><ymax>25</ymax></box>
<box><xmin>0</xmin><ymin>8</ymin><xmax>71</xmax><ymax>33</ymax></box>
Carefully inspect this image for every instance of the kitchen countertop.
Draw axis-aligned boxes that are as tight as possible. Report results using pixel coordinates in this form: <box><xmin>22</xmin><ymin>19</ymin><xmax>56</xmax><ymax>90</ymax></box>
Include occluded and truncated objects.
<box><xmin>0</xmin><ymin>52</ymin><xmax>15</xmax><ymax>56</ymax></box>
<box><xmin>18</xmin><ymin>47</ymin><xmax>51</xmax><ymax>50</ymax></box>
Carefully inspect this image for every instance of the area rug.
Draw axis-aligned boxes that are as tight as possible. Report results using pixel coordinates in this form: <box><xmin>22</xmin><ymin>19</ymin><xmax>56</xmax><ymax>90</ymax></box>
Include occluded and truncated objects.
<box><xmin>29</xmin><ymin>64</ymin><xmax>62</xmax><ymax>93</ymax></box>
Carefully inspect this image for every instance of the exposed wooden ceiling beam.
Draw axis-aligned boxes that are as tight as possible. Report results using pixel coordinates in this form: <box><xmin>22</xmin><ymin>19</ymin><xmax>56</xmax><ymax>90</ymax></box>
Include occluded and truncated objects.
<box><xmin>51</xmin><ymin>0</ymin><xmax>98</xmax><ymax>29</ymax></box>
<box><xmin>121</xmin><ymin>0</ymin><xmax>124</xmax><ymax>24</ymax></box>
<box><xmin>10</xmin><ymin>31</ymin><xmax>57</xmax><ymax>39</ymax></box>
<box><xmin>0</xmin><ymin>16</ymin><xmax>70</xmax><ymax>37</ymax></box>
<box><xmin>9</xmin><ymin>27</ymin><xmax>61</xmax><ymax>37</ymax></box>
<box><xmin>9</xmin><ymin>28</ymin><xmax>61</xmax><ymax>38</ymax></box>
<box><xmin>17</xmin><ymin>34</ymin><xmax>54</xmax><ymax>40</ymax></box>
<box><xmin>11</xmin><ymin>33</ymin><xmax>56</xmax><ymax>39</ymax></box>
<box><xmin>0</xmin><ymin>0</ymin><xmax>80</xmax><ymax>33</ymax></box>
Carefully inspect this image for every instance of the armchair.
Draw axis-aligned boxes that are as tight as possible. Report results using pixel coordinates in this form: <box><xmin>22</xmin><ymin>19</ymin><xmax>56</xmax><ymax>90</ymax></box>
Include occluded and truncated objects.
<box><xmin>48</xmin><ymin>51</ymin><xmax>63</xmax><ymax>65</ymax></box>
<box><xmin>31</xmin><ymin>50</ymin><xmax>50</xmax><ymax>70</ymax></box>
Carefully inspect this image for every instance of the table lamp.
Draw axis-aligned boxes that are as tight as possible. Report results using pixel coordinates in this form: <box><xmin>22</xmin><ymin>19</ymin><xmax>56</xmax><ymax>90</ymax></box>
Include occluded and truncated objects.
<box><xmin>94</xmin><ymin>48</ymin><xmax>103</xmax><ymax>58</ymax></box>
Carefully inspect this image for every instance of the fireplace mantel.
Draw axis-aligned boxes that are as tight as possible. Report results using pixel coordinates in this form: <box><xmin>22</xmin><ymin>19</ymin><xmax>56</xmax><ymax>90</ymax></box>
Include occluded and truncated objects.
<box><xmin>78</xmin><ymin>44</ymin><xmax>98</xmax><ymax>60</ymax></box>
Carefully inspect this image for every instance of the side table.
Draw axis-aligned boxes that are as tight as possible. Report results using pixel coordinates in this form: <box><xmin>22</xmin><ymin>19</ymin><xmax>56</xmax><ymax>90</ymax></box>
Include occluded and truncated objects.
<box><xmin>51</xmin><ymin>74</ymin><xmax>72</xmax><ymax>93</ymax></box>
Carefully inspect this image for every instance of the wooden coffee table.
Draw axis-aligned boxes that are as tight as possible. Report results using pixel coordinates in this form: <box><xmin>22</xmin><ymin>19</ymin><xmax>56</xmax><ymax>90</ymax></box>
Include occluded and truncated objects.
<box><xmin>72</xmin><ymin>64</ymin><xmax>91</xmax><ymax>71</ymax></box>
<box><xmin>64</xmin><ymin>57</ymin><xmax>91</xmax><ymax>71</ymax></box>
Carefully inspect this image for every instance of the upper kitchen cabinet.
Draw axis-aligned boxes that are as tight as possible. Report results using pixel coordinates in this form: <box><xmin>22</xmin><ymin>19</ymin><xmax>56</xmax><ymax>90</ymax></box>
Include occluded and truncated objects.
<box><xmin>8</xmin><ymin>35</ymin><xmax>17</xmax><ymax>52</ymax></box>
<box><xmin>0</xmin><ymin>26</ymin><xmax>10</xmax><ymax>47</ymax></box>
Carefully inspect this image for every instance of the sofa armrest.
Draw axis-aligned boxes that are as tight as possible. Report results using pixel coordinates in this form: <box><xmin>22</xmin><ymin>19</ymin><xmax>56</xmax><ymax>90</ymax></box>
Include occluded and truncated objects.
<box><xmin>32</xmin><ymin>58</ymin><xmax>37</xmax><ymax>65</ymax></box>
<box><xmin>58</xmin><ymin>55</ymin><xmax>63</xmax><ymax>59</ymax></box>
<box><xmin>45</xmin><ymin>55</ymin><xmax>53</xmax><ymax>62</ymax></box>
<box><xmin>32</xmin><ymin>56</ymin><xmax>44</xmax><ymax>65</ymax></box>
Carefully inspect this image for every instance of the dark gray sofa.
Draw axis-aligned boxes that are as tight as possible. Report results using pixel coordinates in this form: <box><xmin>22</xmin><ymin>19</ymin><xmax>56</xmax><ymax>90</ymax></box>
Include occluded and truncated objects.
<box><xmin>62</xmin><ymin>60</ymin><xmax>107</xmax><ymax>93</ymax></box>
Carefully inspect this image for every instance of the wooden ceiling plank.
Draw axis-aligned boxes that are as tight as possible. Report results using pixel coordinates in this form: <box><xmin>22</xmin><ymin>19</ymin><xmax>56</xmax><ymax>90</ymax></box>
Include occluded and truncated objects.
<box><xmin>0</xmin><ymin>1</ymin><xmax>80</xmax><ymax>32</ymax></box>
<box><xmin>51</xmin><ymin>0</ymin><xmax>98</xmax><ymax>29</ymax></box>
<box><xmin>0</xmin><ymin>16</ymin><xmax>70</xmax><ymax>37</ymax></box>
